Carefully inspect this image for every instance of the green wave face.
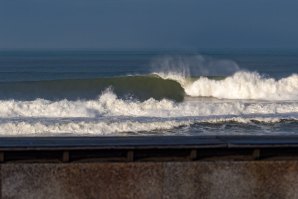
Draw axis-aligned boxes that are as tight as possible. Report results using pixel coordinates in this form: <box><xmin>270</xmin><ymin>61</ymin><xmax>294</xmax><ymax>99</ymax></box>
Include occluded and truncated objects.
<box><xmin>0</xmin><ymin>76</ymin><xmax>185</xmax><ymax>101</ymax></box>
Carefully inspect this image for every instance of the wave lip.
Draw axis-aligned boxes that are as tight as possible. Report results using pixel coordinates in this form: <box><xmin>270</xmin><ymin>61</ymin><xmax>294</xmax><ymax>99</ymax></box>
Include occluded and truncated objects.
<box><xmin>156</xmin><ymin>71</ymin><xmax>298</xmax><ymax>100</ymax></box>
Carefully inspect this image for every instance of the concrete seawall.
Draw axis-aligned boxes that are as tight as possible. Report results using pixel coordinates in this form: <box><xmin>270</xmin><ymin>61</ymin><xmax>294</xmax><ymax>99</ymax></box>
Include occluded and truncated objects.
<box><xmin>2</xmin><ymin>136</ymin><xmax>298</xmax><ymax>199</ymax></box>
<box><xmin>2</xmin><ymin>161</ymin><xmax>298</xmax><ymax>199</ymax></box>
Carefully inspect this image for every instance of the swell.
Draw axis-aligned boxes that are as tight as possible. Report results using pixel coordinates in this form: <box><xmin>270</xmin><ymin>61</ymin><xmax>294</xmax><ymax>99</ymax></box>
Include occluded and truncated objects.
<box><xmin>0</xmin><ymin>76</ymin><xmax>184</xmax><ymax>101</ymax></box>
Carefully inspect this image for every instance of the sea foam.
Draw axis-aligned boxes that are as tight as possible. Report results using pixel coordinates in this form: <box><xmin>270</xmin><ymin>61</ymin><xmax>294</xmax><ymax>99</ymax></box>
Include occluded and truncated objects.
<box><xmin>0</xmin><ymin>89</ymin><xmax>297</xmax><ymax>118</ymax></box>
<box><xmin>0</xmin><ymin>73</ymin><xmax>297</xmax><ymax>135</ymax></box>
<box><xmin>156</xmin><ymin>71</ymin><xmax>298</xmax><ymax>100</ymax></box>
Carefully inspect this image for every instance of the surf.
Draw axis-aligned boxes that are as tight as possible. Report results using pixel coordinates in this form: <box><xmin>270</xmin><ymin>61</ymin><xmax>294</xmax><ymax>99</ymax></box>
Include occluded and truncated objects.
<box><xmin>156</xmin><ymin>71</ymin><xmax>298</xmax><ymax>100</ymax></box>
<box><xmin>0</xmin><ymin>89</ymin><xmax>297</xmax><ymax>118</ymax></box>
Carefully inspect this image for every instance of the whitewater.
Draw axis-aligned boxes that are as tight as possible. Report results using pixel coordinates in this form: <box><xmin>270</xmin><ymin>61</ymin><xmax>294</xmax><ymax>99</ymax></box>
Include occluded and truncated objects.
<box><xmin>156</xmin><ymin>71</ymin><xmax>298</xmax><ymax>100</ymax></box>
<box><xmin>0</xmin><ymin>71</ymin><xmax>298</xmax><ymax>136</ymax></box>
<box><xmin>0</xmin><ymin>51</ymin><xmax>298</xmax><ymax>136</ymax></box>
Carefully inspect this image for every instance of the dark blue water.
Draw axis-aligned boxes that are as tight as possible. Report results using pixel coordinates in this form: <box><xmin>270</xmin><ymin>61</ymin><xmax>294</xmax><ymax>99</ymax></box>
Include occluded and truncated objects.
<box><xmin>1</xmin><ymin>49</ymin><xmax>297</xmax><ymax>82</ymax></box>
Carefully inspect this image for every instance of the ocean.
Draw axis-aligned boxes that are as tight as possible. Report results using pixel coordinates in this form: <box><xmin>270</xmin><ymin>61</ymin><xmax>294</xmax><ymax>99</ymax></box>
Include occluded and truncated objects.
<box><xmin>0</xmin><ymin>49</ymin><xmax>297</xmax><ymax>136</ymax></box>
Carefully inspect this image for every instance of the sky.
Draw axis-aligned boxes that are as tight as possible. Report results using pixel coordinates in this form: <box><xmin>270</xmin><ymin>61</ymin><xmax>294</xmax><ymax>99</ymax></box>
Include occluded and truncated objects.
<box><xmin>1</xmin><ymin>0</ymin><xmax>298</xmax><ymax>49</ymax></box>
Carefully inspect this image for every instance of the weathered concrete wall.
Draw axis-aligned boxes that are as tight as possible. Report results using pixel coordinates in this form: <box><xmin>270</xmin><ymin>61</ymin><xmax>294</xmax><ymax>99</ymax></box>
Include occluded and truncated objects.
<box><xmin>1</xmin><ymin>161</ymin><xmax>298</xmax><ymax>199</ymax></box>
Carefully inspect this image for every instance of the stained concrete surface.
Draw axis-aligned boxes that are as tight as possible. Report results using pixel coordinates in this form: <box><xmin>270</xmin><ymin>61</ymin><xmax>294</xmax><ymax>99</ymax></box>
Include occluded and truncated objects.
<box><xmin>1</xmin><ymin>161</ymin><xmax>298</xmax><ymax>199</ymax></box>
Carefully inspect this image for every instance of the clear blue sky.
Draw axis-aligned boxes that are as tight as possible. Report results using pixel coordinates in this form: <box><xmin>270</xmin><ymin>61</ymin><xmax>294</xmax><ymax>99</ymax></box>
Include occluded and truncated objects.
<box><xmin>1</xmin><ymin>0</ymin><xmax>298</xmax><ymax>49</ymax></box>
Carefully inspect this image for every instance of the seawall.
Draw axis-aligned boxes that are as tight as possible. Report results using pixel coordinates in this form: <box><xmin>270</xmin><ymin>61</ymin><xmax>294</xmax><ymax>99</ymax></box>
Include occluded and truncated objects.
<box><xmin>1</xmin><ymin>136</ymin><xmax>298</xmax><ymax>199</ymax></box>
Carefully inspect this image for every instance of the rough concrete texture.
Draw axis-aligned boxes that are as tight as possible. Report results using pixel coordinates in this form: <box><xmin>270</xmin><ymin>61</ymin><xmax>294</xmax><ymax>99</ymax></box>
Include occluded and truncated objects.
<box><xmin>1</xmin><ymin>161</ymin><xmax>298</xmax><ymax>199</ymax></box>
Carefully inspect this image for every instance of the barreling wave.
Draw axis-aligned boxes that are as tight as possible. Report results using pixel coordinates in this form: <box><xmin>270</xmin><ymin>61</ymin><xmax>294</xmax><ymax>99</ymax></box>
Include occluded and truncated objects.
<box><xmin>156</xmin><ymin>71</ymin><xmax>298</xmax><ymax>100</ymax></box>
<box><xmin>0</xmin><ymin>76</ymin><xmax>184</xmax><ymax>101</ymax></box>
<box><xmin>1</xmin><ymin>71</ymin><xmax>297</xmax><ymax>101</ymax></box>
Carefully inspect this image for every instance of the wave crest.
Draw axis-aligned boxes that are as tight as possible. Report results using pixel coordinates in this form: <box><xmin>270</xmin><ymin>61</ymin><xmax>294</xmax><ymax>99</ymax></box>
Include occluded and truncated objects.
<box><xmin>156</xmin><ymin>71</ymin><xmax>298</xmax><ymax>100</ymax></box>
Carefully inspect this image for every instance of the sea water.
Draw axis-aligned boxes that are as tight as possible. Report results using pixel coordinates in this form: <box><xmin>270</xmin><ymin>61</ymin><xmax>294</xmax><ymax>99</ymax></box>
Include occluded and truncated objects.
<box><xmin>0</xmin><ymin>49</ymin><xmax>297</xmax><ymax>136</ymax></box>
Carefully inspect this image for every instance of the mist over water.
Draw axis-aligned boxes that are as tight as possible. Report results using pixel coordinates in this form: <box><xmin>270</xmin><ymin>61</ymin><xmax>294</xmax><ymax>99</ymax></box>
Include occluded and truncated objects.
<box><xmin>152</xmin><ymin>54</ymin><xmax>298</xmax><ymax>100</ymax></box>
<box><xmin>0</xmin><ymin>50</ymin><xmax>297</xmax><ymax>136</ymax></box>
<box><xmin>151</xmin><ymin>55</ymin><xmax>240</xmax><ymax>77</ymax></box>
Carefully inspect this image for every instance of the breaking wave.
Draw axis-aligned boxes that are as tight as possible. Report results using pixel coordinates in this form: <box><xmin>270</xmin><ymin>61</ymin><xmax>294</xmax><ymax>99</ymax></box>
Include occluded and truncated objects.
<box><xmin>0</xmin><ymin>67</ymin><xmax>298</xmax><ymax>135</ymax></box>
<box><xmin>0</xmin><ymin>120</ymin><xmax>190</xmax><ymax>136</ymax></box>
<box><xmin>156</xmin><ymin>71</ymin><xmax>298</xmax><ymax>100</ymax></box>
<box><xmin>0</xmin><ymin>89</ymin><xmax>297</xmax><ymax>135</ymax></box>
<box><xmin>0</xmin><ymin>116</ymin><xmax>297</xmax><ymax>136</ymax></box>
<box><xmin>1</xmin><ymin>89</ymin><xmax>298</xmax><ymax>118</ymax></box>
<box><xmin>2</xmin><ymin>70</ymin><xmax>297</xmax><ymax>101</ymax></box>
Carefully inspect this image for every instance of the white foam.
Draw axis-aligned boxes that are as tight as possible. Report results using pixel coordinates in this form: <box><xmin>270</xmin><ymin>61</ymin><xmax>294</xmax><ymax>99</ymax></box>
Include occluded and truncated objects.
<box><xmin>0</xmin><ymin>89</ymin><xmax>297</xmax><ymax>118</ymax></box>
<box><xmin>157</xmin><ymin>71</ymin><xmax>298</xmax><ymax>100</ymax></box>
<box><xmin>0</xmin><ymin>87</ymin><xmax>297</xmax><ymax>135</ymax></box>
<box><xmin>0</xmin><ymin>120</ymin><xmax>190</xmax><ymax>136</ymax></box>
<box><xmin>0</xmin><ymin>116</ymin><xmax>297</xmax><ymax>136</ymax></box>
